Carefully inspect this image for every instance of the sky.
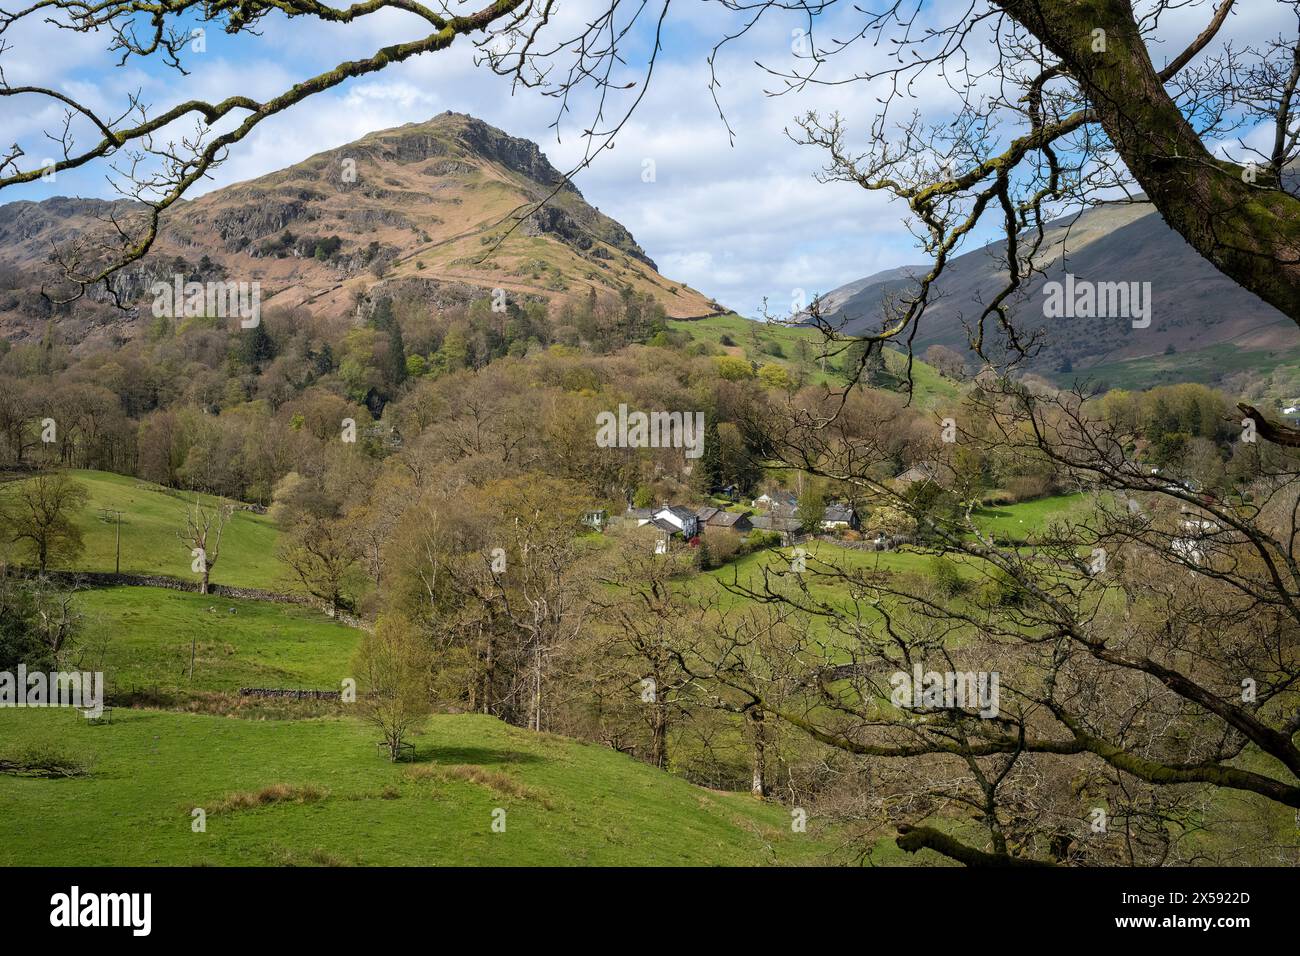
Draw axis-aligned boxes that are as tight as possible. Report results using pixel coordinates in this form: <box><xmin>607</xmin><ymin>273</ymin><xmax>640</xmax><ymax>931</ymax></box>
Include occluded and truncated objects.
<box><xmin>0</xmin><ymin>1</ymin><xmax>1292</xmax><ymax>317</ymax></box>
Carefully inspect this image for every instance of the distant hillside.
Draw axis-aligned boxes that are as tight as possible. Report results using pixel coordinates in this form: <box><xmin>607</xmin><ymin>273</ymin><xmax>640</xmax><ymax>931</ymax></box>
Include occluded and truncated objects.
<box><xmin>804</xmin><ymin>200</ymin><xmax>1300</xmax><ymax>386</ymax></box>
<box><xmin>667</xmin><ymin>312</ymin><xmax>960</xmax><ymax>406</ymax></box>
<box><xmin>0</xmin><ymin>113</ymin><xmax>720</xmax><ymax>352</ymax></box>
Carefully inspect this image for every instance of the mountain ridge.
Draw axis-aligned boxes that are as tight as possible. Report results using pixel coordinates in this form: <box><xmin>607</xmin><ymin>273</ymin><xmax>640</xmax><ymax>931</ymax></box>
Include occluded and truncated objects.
<box><xmin>805</xmin><ymin>199</ymin><xmax>1300</xmax><ymax>379</ymax></box>
<box><xmin>0</xmin><ymin>112</ymin><xmax>719</xmax><ymax>352</ymax></box>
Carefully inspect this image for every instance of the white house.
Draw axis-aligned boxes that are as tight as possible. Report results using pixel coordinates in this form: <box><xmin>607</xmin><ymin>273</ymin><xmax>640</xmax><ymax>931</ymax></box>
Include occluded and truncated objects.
<box><xmin>637</xmin><ymin>505</ymin><xmax>701</xmax><ymax>553</ymax></box>
<box><xmin>649</xmin><ymin>506</ymin><xmax>700</xmax><ymax>538</ymax></box>
<box><xmin>820</xmin><ymin>503</ymin><xmax>859</xmax><ymax>531</ymax></box>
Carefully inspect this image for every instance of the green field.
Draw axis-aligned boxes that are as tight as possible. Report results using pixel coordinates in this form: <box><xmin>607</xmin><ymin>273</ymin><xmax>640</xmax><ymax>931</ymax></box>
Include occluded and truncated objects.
<box><xmin>0</xmin><ymin>708</ymin><xmax>860</xmax><ymax>866</ymax></box>
<box><xmin>667</xmin><ymin>313</ymin><xmax>960</xmax><ymax>406</ymax></box>
<box><xmin>697</xmin><ymin>541</ymin><xmax>975</xmax><ymax>643</ymax></box>
<box><xmin>1056</xmin><ymin>341</ymin><xmax>1300</xmax><ymax>394</ymax></box>
<box><xmin>668</xmin><ymin>312</ymin><xmax>837</xmax><ymax>371</ymax></box>
<box><xmin>970</xmin><ymin>493</ymin><xmax>1093</xmax><ymax>541</ymax></box>
<box><xmin>2</xmin><ymin>469</ymin><xmax>287</xmax><ymax>588</ymax></box>
<box><xmin>74</xmin><ymin>587</ymin><xmax>360</xmax><ymax>694</ymax></box>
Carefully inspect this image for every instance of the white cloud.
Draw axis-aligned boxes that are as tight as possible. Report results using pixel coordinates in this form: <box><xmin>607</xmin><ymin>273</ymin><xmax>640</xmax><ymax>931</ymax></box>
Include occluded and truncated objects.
<box><xmin>0</xmin><ymin>1</ymin><xmax>1289</xmax><ymax>315</ymax></box>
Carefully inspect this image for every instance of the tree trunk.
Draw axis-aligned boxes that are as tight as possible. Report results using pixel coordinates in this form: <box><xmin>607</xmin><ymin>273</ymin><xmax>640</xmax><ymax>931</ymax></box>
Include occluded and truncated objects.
<box><xmin>199</xmin><ymin>568</ymin><xmax>209</xmax><ymax>596</ymax></box>
<box><xmin>649</xmin><ymin>698</ymin><xmax>668</xmax><ymax>770</ymax></box>
<box><xmin>748</xmin><ymin>708</ymin><xmax>767</xmax><ymax>798</ymax></box>
<box><xmin>995</xmin><ymin>0</ymin><xmax>1300</xmax><ymax>321</ymax></box>
<box><xmin>532</xmin><ymin>640</ymin><xmax>542</xmax><ymax>732</ymax></box>
<box><xmin>482</xmin><ymin>627</ymin><xmax>494</xmax><ymax>716</ymax></box>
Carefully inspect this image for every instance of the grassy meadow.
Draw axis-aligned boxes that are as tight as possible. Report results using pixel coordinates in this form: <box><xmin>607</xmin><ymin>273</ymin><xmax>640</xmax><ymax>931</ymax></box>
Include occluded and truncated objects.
<box><xmin>73</xmin><ymin>587</ymin><xmax>360</xmax><ymax>694</ymax></box>
<box><xmin>0</xmin><ymin>469</ymin><xmax>287</xmax><ymax>588</ymax></box>
<box><xmin>0</xmin><ymin>708</ymin><xmax>869</xmax><ymax>866</ymax></box>
<box><xmin>0</xmin><ymin>458</ymin><xmax>1196</xmax><ymax>867</ymax></box>
<box><xmin>970</xmin><ymin>493</ymin><xmax>1093</xmax><ymax>541</ymax></box>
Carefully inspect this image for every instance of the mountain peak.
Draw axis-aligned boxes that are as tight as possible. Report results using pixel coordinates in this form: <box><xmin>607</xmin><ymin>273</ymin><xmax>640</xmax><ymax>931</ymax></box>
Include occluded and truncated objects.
<box><xmin>0</xmin><ymin>116</ymin><xmax>718</xmax><ymax>351</ymax></box>
<box><xmin>351</xmin><ymin>111</ymin><xmax>572</xmax><ymax>194</ymax></box>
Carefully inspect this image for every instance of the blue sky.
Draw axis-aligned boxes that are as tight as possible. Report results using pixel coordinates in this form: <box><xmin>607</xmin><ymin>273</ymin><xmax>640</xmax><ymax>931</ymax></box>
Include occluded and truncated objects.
<box><xmin>0</xmin><ymin>1</ymin><xmax>1290</xmax><ymax>316</ymax></box>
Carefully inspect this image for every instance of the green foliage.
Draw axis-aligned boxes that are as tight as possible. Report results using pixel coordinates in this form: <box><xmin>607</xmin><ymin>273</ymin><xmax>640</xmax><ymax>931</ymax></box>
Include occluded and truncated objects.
<box><xmin>745</xmin><ymin>529</ymin><xmax>782</xmax><ymax>550</ymax></box>
<box><xmin>355</xmin><ymin>614</ymin><xmax>434</xmax><ymax>761</ymax></box>
<box><xmin>691</xmin><ymin>420</ymin><xmax>723</xmax><ymax>494</ymax></box>
<box><xmin>977</xmin><ymin>567</ymin><xmax>1026</xmax><ymax>608</ymax></box>
<box><xmin>234</xmin><ymin>321</ymin><xmax>276</xmax><ymax>369</ymax></box>
<box><xmin>313</xmin><ymin>236</ymin><xmax>342</xmax><ymax>261</ymax></box>
<box><xmin>928</xmin><ymin>556</ymin><xmax>969</xmax><ymax>598</ymax></box>
<box><xmin>0</xmin><ymin>575</ymin><xmax>79</xmax><ymax>672</ymax></box>
<box><xmin>438</xmin><ymin>327</ymin><xmax>470</xmax><ymax>373</ymax></box>
<box><xmin>0</xmin><ymin>473</ymin><xmax>90</xmax><ymax>572</ymax></box>
<box><xmin>758</xmin><ymin>363</ymin><xmax>793</xmax><ymax>390</ymax></box>
<box><xmin>796</xmin><ymin>487</ymin><xmax>826</xmax><ymax>533</ymax></box>
<box><xmin>714</xmin><ymin>355</ymin><xmax>754</xmax><ymax>380</ymax></box>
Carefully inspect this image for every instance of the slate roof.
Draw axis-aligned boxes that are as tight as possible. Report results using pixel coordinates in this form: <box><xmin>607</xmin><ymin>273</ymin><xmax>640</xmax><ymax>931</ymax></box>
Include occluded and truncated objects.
<box><xmin>894</xmin><ymin>464</ymin><xmax>935</xmax><ymax>484</ymax></box>
<box><xmin>751</xmin><ymin>514</ymin><xmax>802</xmax><ymax>532</ymax></box>
<box><xmin>708</xmin><ymin>511</ymin><xmax>750</xmax><ymax>528</ymax></box>
<box><xmin>662</xmin><ymin>505</ymin><xmax>698</xmax><ymax>523</ymax></box>
<box><xmin>823</xmin><ymin>503</ymin><xmax>856</xmax><ymax>523</ymax></box>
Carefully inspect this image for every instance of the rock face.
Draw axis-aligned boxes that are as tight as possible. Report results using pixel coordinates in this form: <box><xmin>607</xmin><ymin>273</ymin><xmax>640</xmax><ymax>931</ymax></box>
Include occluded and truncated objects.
<box><xmin>0</xmin><ymin>112</ymin><xmax>714</xmax><ymax>351</ymax></box>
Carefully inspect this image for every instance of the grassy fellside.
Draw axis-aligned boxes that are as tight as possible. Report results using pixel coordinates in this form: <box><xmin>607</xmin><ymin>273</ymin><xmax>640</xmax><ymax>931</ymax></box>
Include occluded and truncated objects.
<box><xmin>0</xmin><ymin>708</ymin><xmax>877</xmax><ymax>866</ymax></box>
<box><xmin>0</xmin><ymin>469</ymin><xmax>285</xmax><ymax>588</ymax></box>
<box><xmin>72</xmin><ymin>586</ymin><xmax>360</xmax><ymax>695</ymax></box>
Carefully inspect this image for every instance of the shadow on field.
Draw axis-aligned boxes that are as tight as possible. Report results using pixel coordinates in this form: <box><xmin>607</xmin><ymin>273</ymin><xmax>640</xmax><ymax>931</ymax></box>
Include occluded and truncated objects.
<box><xmin>412</xmin><ymin>745</ymin><xmax>542</xmax><ymax>767</ymax></box>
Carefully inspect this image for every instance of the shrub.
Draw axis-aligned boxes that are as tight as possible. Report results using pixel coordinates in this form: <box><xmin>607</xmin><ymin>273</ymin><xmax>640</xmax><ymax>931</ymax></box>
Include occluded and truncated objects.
<box><xmin>928</xmin><ymin>556</ymin><xmax>969</xmax><ymax>598</ymax></box>
<box><xmin>714</xmin><ymin>356</ymin><xmax>755</xmax><ymax>380</ymax></box>
<box><xmin>0</xmin><ymin>744</ymin><xmax>88</xmax><ymax>778</ymax></box>
<box><xmin>977</xmin><ymin>568</ymin><xmax>1026</xmax><ymax>608</ymax></box>
<box><xmin>697</xmin><ymin>530</ymin><xmax>742</xmax><ymax>569</ymax></box>
<box><xmin>745</xmin><ymin>530</ymin><xmax>783</xmax><ymax>551</ymax></box>
<box><xmin>1007</xmin><ymin>474</ymin><xmax>1052</xmax><ymax>502</ymax></box>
